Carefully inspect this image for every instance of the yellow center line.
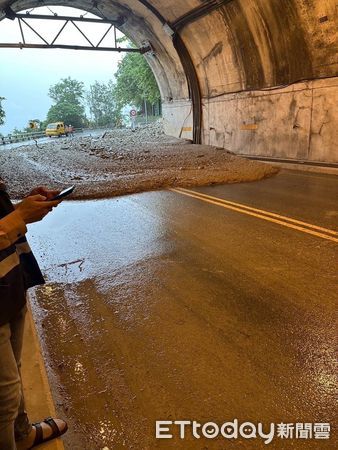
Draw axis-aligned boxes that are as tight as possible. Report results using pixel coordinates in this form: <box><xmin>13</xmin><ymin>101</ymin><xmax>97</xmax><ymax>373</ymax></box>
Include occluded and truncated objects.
<box><xmin>170</xmin><ymin>188</ymin><xmax>338</xmax><ymax>243</ymax></box>
<box><xmin>177</xmin><ymin>187</ymin><xmax>338</xmax><ymax>236</ymax></box>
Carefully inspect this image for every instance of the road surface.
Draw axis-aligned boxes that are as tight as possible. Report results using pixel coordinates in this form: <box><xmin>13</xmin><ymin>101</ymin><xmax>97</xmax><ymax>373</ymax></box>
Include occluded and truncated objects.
<box><xmin>0</xmin><ymin>129</ymin><xmax>104</xmax><ymax>150</ymax></box>
<box><xmin>27</xmin><ymin>169</ymin><xmax>337</xmax><ymax>449</ymax></box>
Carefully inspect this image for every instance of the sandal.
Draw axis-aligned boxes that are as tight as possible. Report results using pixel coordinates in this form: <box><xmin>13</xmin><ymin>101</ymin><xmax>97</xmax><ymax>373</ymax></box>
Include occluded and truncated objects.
<box><xmin>29</xmin><ymin>417</ymin><xmax>68</xmax><ymax>449</ymax></box>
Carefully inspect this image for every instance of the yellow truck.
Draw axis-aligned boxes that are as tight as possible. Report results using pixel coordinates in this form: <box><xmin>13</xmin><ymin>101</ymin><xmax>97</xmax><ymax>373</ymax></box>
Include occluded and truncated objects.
<box><xmin>45</xmin><ymin>122</ymin><xmax>72</xmax><ymax>137</ymax></box>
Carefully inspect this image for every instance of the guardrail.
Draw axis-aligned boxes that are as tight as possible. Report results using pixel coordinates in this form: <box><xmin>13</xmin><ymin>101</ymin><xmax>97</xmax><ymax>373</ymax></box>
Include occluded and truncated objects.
<box><xmin>0</xmin><ymin>128</ymin><xmax>84</xmax><ymax>145</ymax></box>
<box><xmin>0</xmin><ymin>131</ymin><xmax>45</xmax><ymax>145</ymax></box>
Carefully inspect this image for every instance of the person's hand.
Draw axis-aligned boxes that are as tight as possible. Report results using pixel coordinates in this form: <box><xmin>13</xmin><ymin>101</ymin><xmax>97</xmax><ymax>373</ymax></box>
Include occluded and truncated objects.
<box><xmin>15</xmin><ymin>195</ymin><xmax>61</xmax><ymax>224</ymax></box>
<box><xmin>27</xmin><ymin>186</ymin><xmax>60</xmax><ymax>200</ymax></box>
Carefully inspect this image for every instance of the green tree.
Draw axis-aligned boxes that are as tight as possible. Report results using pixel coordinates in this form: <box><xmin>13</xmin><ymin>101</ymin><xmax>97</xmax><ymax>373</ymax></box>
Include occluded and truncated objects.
<box><xmin>47</xmin><ymin>102</ymin><xmax>85</xmax><ymax>128</ymax></box>
<box><xmin>87</xmin><ymin>80</ymin><xmax>121</xmax><ymax>127</ymax></box>
<box><xmin>0</xmin><ymin>97</ymin><xmax>5</xmax><ymax>126</ymax></box>
<box><xmin>113</xmin><ymin>52</ymin><xmax>161</xmax><ymax>109</ymax></box>
<box><xmin>46</xmin><ymin>77</ymin><xmax>86</xmax><ymax>127</ymax></box>
<box><xmin>49</xmin><ymin>77</ymin><xmax>84</xmax><ymax>104</ymax></box>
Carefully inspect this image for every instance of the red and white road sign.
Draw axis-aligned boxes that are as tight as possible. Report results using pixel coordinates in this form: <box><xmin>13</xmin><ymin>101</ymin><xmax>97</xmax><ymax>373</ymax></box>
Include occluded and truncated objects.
<box><xmin>130</xmin><ymin>109</ymin><xmax>137</xmax><ymax>117</ymax></box>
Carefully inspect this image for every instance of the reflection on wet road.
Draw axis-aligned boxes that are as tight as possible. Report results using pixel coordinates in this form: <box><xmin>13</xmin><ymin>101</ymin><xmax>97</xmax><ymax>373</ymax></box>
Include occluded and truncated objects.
<box><xmin>28</xmin><ymin>170</ymin><xmax>337</xmax><ymax>449</ymax></box>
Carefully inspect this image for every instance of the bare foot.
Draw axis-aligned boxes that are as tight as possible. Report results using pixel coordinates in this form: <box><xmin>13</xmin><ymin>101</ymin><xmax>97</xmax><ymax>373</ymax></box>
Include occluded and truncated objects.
<box><xmin>16</xmin><ymin>418</ymin><xmax>67</xmax><ymax>450</ymax></box>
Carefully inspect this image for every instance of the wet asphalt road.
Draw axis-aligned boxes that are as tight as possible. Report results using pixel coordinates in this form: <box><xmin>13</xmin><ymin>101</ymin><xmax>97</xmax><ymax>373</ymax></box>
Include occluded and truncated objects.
<box><xmin>0</xmin><ymin>129</ymin><xmax>104</xmax><ymax>151</ymax></box>
<box><xmin>27</xmin><ymin>170</ymin><xmax>337</xmax><ymax>449</ymax></box>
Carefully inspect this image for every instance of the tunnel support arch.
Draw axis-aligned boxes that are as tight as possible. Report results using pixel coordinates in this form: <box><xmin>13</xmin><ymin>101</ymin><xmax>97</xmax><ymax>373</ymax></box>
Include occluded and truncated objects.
<box><xmin>137</xmin><ymin>0</ymin><xmax>203</xmax><ymax>144</ymax></box>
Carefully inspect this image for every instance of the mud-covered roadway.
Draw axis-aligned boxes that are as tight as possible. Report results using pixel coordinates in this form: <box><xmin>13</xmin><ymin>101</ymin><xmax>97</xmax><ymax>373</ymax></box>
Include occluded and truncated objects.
<box><xmin>0</xmin><ymin>122</ymin><xmax>278</xmax><ymax>199</ymax></box>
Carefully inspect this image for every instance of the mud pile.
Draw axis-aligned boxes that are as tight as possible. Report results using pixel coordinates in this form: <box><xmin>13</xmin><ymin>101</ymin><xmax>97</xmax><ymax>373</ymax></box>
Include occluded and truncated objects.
<box><xmin>0</xmin><ymin>122</ymin><xmax>279</xmax><ymax>199</ymax></box>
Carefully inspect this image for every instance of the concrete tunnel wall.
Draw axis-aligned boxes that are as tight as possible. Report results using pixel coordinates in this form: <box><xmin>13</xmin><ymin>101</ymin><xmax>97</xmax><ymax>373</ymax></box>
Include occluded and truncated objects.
<box><xmin>1</xmin><ymin>0</ymin><xmax>337</xmax><ymax>162</ymax></box>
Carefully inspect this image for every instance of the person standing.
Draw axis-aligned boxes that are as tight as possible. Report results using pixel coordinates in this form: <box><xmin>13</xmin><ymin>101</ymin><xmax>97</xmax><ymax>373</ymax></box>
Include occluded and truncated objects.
<box><xmin>0</xmin><ymin>178</ymin><xmax>68</xmax><ymax>449</ymax></box>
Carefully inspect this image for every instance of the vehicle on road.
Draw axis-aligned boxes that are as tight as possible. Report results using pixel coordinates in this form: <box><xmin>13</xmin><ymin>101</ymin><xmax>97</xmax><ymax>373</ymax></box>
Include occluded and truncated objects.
<box><xmin>45</xmin><ymin>122</ymin><xmax>73</xmax><ymax>137</ymax></box>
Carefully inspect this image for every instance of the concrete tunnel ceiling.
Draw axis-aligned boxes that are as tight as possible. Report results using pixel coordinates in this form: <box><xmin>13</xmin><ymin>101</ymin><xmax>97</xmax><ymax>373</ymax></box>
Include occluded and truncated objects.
<box><xmin>1</xmin><ymin>1</ymin><xmax>337</xmax><ymax>161</ymax></box>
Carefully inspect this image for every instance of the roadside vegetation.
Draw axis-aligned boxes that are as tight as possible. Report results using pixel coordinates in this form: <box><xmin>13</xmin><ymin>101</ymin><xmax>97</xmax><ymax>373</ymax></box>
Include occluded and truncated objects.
<box><xmin>1</xmin><ymin>44</ymin><xmax>161</xmax><ymax>135</ymax></box>
<box><xmin>114</xmin><ymin>50</ymin><xmax>161</xmax><ymax>115</ymax></box>
<box><xmin>0</xmin><ymin>97</ymin><xmax>5</xmax><ymax>126</ymax></box>
<box><xmin>87</xmin><ymin>80</ymin><xmax>120</xmax><ymax>127</ymax></box>
<box><xmin>46</xmin><ymin>77</ymin><xmax>86</xmax><ymax>128</ymax></box>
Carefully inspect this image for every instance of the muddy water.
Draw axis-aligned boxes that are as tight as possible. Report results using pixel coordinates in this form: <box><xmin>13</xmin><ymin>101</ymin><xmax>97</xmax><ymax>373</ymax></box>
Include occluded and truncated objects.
<box><xmin>27</xmin><ymin>193</ymin><xmax>336</xmax><ymax>449</ymax></box>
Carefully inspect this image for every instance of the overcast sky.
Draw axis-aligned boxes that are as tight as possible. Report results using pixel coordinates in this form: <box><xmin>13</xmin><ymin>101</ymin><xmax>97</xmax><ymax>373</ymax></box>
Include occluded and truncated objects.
<box><xmin>0</xmin><ymin>6</ymin><xmax>124</xmax><ymax>134</ymax></box>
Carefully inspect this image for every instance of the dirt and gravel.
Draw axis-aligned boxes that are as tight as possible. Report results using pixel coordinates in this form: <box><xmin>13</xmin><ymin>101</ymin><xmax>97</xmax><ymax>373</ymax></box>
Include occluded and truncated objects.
<box><xmin>0</xmin><ymin>122</ymin><xmax>279</xmax><ymax>199</ymax></box>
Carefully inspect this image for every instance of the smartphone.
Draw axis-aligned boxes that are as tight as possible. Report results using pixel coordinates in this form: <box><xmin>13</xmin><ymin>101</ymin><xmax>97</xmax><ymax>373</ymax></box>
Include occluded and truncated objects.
<box><xmin>50</xmin><ymin>186</ymin><xmax>75</xmax><ymax>201</ymax></box>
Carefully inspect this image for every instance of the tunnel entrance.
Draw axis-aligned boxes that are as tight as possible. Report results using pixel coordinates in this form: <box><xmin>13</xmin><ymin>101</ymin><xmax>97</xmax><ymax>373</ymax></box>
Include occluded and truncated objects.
<box><xmin>1</xmin><ymin>0</ymin><xmax>336</xmax><ymax>174</ymax></box>
<box><xmin>0</xmin><ymin>3</ymin><xmax>277</xmax><ymax>202</ymax></box>
<box><xmin>0</xmin><ymin>3</ymin><xmax>336</xmax><ymax>449</ymax></box>
<box><xmin>0</xmin><ymin>4</ymin><xmax>164</xmax><ymax>132</ymax></box>
<box><xmin>0</xmin><ymin>0</ymin><xmax>336</xmax><ymax>162</ymax></box>
<box><xmin>0</xmin><ymin>0</ymin><xmax>195</xmax><ymax>142</ymax></box>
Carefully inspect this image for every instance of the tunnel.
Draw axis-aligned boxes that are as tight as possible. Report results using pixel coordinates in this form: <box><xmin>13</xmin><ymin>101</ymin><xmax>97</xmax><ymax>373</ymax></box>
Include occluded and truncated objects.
<box><xmin>0</xmin><ymin>0</ymin><xmax>337</xmax><ymax>163</ymax></box>
<box><xmin>0</xmin><ymin>3</ymin><xmax>337</xmax><ymax>450</ymax></box>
